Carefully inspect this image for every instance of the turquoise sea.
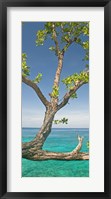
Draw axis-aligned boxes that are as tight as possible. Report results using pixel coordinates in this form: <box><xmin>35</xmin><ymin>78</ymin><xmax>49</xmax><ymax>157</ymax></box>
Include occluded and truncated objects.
<box><xmin>22</xmin><ymin>128</ymin><xmax>89</xmax><ymax>177</ymax></box>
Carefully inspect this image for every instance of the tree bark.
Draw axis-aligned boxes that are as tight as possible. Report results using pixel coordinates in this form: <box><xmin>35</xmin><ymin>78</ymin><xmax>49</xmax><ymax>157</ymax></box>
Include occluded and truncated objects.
<box><xmin>33</xmin><ymin>106</ymin><xmax>55</xmax><ymax>149</ymax></box>
<box><xmin>22</xmin><ymin>133</ymin><xmax>89</xmax><ymax>160</ymax></box>
<box><xmin>22</xmin><ymin>106</ymin><xmax>55</xmax><ymax>151</ymax></box>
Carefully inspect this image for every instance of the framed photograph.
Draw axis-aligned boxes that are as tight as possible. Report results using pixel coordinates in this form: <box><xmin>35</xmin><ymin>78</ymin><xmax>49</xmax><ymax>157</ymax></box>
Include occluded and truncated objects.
<box><xmin>0</xmin><ymin>0</ymin><xmax>111</xmax><ymax>198</ymax></box>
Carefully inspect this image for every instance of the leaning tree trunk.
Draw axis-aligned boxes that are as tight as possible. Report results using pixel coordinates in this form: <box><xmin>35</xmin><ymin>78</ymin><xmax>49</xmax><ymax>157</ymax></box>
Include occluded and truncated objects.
<box><xmin>22</xmin><ymin>106</ymin><xmax>55</xmax><ymax>156</ymax></box>
<box><xmin>33</xmin><ymin>106</ymin><xmax>55</xmax><ymax>149</ymax></box>
<box><xmin>22</xmin><ymin>106</ymin><xmax>89</xmax><ymax>160</ymax></box>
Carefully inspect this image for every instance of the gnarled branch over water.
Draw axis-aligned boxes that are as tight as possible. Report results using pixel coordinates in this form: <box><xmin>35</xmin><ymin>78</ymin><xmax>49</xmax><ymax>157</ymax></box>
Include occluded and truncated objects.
<box><xmin>22</xmin><ymin>135</ymin><xmax>89</xmax><ymax>160</ymax></box>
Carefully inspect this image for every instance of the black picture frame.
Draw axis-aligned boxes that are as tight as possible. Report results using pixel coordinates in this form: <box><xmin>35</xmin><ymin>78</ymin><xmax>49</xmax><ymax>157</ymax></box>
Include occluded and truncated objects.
<box><xmin>0</xmin><ymin>0</ymin><xmax>111</xmax><ymax>198</ymax></box>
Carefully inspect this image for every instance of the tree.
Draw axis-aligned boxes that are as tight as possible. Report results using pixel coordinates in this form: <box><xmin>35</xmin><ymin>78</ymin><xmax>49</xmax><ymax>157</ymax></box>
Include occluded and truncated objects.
<box><xmin>22</xmin><ymin>22</ymin><xmax>89</xmax><ymax>160</ymax></box>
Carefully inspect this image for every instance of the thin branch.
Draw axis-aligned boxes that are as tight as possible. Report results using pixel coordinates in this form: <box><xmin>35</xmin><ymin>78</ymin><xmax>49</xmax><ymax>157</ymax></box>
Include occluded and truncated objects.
<box><xmin>62</xmin><ymin>37</ymin><xmax>77</xmax><ymax>54</ymax></box>
<box><xmin>58</xmin><ymin>70</ymin><xmax>89</xmax><ymax>110</ymax></box>
<box><xmin>51</xmin><ymin>24</ymin><xmax>64</xmax><ymax>103</ymax></box>
<box><xmin>57</xmin><ymin>80</ymin><xmax>86</xmax><ymax>110</ymax></box>
<box><xmin>52</xmin><ymin>23</ymin><xmax>60</xmax><ymax>56</ymax></box>
<box><xmin>72</xmin><ymin>135</ymin><xmax>84</xmax><ymax>153</ymax></box>
<box><xmin>22</xmin><ymin>75</ymin><xmax>50</xmax><ymax>107</ymax></box>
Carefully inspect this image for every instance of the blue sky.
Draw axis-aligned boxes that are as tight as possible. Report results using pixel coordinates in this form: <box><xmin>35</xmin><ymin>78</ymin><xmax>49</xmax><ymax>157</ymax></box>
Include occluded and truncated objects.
<box><xmin>22</xmin><ymin>22</ymin><xmax>89</xmax><ymax>128</ymax></box>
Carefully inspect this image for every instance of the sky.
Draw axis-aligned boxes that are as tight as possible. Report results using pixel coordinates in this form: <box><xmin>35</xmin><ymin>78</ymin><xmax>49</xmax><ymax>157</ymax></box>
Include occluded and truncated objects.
<box><xmin>22</xmin><ymin>22</ymin><xmax>89</xmax><ymax>128</ymax></box>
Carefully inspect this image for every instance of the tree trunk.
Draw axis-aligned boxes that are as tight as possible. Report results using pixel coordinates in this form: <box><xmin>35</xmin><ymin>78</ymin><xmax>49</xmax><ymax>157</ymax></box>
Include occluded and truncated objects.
<box><xmin>22</xmin><ymin>106</ymin><xmax>55</xmax><ymax>156</ymax></box>
<box><xmin>33</xmin><ymin>106</ymin><xmax>55</xmax><ymax>149</ymax></box>
<box><xmin>22</xmin><ymin>106</ymin><xmax>89</xmax><ymax>160</ymax></box>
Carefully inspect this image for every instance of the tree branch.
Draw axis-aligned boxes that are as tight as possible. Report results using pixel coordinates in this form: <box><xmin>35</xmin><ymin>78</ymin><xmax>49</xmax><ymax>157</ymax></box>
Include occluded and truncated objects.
<box><xmin>51</xmin><ymin>25</ymin><xmax>64</xmax><ymax>104</ymax></box>
<box><xmin>71</xmin><ymin>135</ymin><xmax>84</xmax><ymax>154</ymax></box>
<box><xmin>22</xmin><ymin>134</ymin><xmax>89</xmax><ymax>160</ymax></box>
<box><xmin>22</xmin><ymin>75</ymin><xmax>50</xmax><ymax>107</ymax></box>
<box><xmin>57</xmin><ymin>80</ymin><xmax>86</xmax><ymax>110</ymax></box>
<box><xmin>62</xmin><ymin>37</ymin><xmax>77</xmax><ymax>54</ymax></box>
<box><xmin>52</xmin><ymin>23</ymin><xmax>60</xmax><ymax>56</ymax></box>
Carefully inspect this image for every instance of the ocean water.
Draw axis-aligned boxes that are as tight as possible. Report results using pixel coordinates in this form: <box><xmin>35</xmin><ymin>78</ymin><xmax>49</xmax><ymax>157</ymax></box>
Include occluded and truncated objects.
<box><xmin>22</xmin><ymin>128</ymin><xmax>89</xmax><ymax>177</ymax></box>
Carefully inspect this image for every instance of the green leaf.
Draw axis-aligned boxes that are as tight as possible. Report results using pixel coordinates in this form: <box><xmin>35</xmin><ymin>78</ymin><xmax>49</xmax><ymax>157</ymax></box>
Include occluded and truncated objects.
<box><xmin>35</xmin><ymin>22</ymin><xmax>89</xmax><ymax>62</ymax></box>
<box><xmin>32</xmin><ymin>73</ymin><xmax>42</xmax><ymax>84</ymax></box>
<box><xmin>82</xmin><ymin>41</ymin><xmax>89</xmax><ymax>50</ymax></box>
<box><xmin>62</xmin><ymin>71</ymin><xmax>89</xmax><ymax>92</ymax></box>
<box><xmin>51</xmin><ymin>85</ymin><xmax>59</xmax><ymax>98</ymax></box>
<box><xmin>22</xmin><ymin>53</ymin><xmax>30</xmax><ymax>77</ymax></box>
<box><xmin>36</xmin><ymin>29</ymin><xmax>47</xmax><ymax>46</ymax></box>
<box><xmin>49</xmin><ymin>46</ymin><xmax>56</xmax><ymax>51</ymax></box>
<box><xmin>87</xmin><ymin>141</ymin><xmax>89</xmax><ymax>148</ymax></box>
<box><xmin>70</xmin><ymin>93</ymin><xmax>77</xmax><ymax>99</ymax></box>
<box><xmin>82</xmin><ymin>26</ymin><xmax>89</xmax><ymax>36</ymax></box>
<box><xmin>53</xmin><ymin>117</ymin><xmax>68</xmax><ymax>124</ymax></box>
<box><xmin>86</xmin><ymin>64</ymin><xmax>89</xmax><ymax>68</ymax></box>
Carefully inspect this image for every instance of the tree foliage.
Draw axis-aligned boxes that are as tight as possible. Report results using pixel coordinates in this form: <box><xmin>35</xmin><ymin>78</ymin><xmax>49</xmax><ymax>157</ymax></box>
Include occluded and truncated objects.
<box><xmin>62</xmin><ymin>71</ymin><xmax>89</xmax><ymax>88</ymax></box>
<box><xmin>51</xmin><ymin>85</ymin><xmax>59</xmax><ymax>98</ymax></box>
<box><xmin>87</xmin><ymin>141</ymin><xmax>89</xmax><ymax>148</ymax></box>
<box><xmin>22</xmin><ymin>22</ymin><xmax>89</xmax><ymax>109</ymax></box>
<box><xmin>62</xmin><ymin>71</ymin><xmax>89</xmax><ymax>99</ymax></box>
<box><xmin>53</xmin><ymin>117</ymin><xmax>68</xmax><ymax>124</ymax></box>
<box><xmin>36</xmin><ymin>22</ymin><xmax>89</xmax><ymax>58</ymax></box>
<box><xmin>36</xmin><ymin>22</ymin><xmax>89</xmax><ymax>98</ymax></box>
<box><xmin>22</xmin><ymin>53</ymin><xmax>30</xmax><ymax>77</ymax></box>
<box><xmin>32</xmin><ymin>73</ymin><xmax>42</xmax><ymax>84</ymax></box>
<box><xmin>22</xmin><ymin>54</ymin><xmax>43</xmax><ymax>84</ymax></box>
